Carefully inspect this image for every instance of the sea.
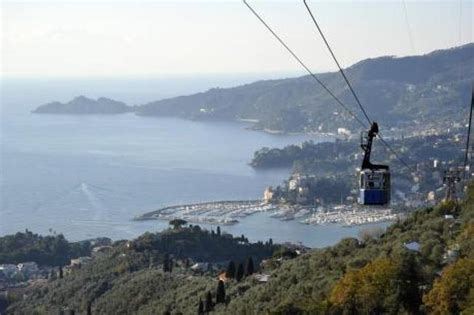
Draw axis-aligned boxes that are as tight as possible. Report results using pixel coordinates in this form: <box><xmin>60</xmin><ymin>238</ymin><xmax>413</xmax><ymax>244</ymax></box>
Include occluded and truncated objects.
<box><xmin>0</xmin><ymin>75</ymin><xmax>390</xmax><ymax>248</ymax></box>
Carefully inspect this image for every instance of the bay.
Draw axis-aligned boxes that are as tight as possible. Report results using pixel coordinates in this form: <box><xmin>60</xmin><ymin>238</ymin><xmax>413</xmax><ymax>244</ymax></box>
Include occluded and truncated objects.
<box><xmin>0</xmin><ymin>76</ymin><xmax>390</xmax><ymax>247</ymax></box>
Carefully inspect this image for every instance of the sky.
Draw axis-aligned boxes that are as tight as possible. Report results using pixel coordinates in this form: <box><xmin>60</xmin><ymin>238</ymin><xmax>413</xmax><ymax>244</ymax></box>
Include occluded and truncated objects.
<box><xmin>1</xmin><ymin>0</ymin><xmax>473</xmax><ymax>78</ymax></box>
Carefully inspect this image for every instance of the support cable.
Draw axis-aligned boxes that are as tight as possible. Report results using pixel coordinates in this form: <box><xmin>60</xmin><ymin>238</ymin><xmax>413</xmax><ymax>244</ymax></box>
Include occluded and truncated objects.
<box><xmin>243</xmin><ymin>0</ymin><xmax>368</xmax><ymax>129</ymax></box>
<box><xmin>302</xmin><ymin>0</ymin><xmax>372</xmax><ymax>126</ymax></box>
<box><xmin>302</xmin><ymin>0</ymin><xmax>416</xmax><ymax>173</ymax></box>
<box><xmin>401</xmin><ymin>0</ymin><xmax>416</xmax><ymax>54</ymax></box>
<box><xmin>463</xmin><ymin>87</ymin><xmax>474</xmax><ymax>175</ymax></box>
<box><xmin>244</xmin><ymin>0</ymin><xmax>415</xmax><ymax>173</ymax></box>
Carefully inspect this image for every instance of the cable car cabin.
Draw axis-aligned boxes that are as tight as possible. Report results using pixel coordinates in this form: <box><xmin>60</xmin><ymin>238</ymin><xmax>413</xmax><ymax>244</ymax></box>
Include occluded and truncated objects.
<box><xmin>359</xmin><ymin>169</ymin><xmax>390</xmax><ymax>205</ymax></box>
<box><xmin>358</xmin><ymin>122</ymin><xmax>391</xmax><ymax>205</ymax></box>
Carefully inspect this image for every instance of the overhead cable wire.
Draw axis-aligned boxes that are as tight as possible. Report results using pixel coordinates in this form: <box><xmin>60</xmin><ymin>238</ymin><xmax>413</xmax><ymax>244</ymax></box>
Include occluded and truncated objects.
<box><xmin>378</xmin><ymin>136</ymin><xmax>417</xmax><ymax>173</ymax></box>
<box><xmin>463</xmin><ymin>87</ymin><xmax>474</xmax><ymax>174</ymax></box>
<box><xmin>242</xmin><ymin>0</ymin><xmax>368</xmax><ymax>129</ymax></box>
<box><xmin>401</xmin><ymin>0</ymin><xmax>416</xmax><ymax>54</ymax></box>
<box><xmin>302</xmin><ymin>0</ymin><xmax>372</xmax><ymax>126</ymax></box>
<box><xmin>244</xmin><ymin>0</ymin><xmax>414</xmax><ymax>173</ymax></box>
<box><xmin>302</xmin><ymin>0</ymin><xmax>416</xmax><ymax>173</ymax></box>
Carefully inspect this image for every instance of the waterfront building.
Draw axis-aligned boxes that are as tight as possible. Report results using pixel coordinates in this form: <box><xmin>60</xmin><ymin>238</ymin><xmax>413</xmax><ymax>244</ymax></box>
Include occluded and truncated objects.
<box><xmin>263</xmin><ymin>187</ymin><xmax>274</xmax><ymax>203</ymax></box>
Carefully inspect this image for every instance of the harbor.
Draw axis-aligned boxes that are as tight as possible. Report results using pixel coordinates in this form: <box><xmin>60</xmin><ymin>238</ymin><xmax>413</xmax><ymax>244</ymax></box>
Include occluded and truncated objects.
<box><xmin>133</xmin><ymin>200</ymin><xmax>276</xmax><ymax>225</ymax></box>
<box><xmin>134</xmin><ymin>200</ymin><xmax>402</xmax><ymax>227</ymax></box>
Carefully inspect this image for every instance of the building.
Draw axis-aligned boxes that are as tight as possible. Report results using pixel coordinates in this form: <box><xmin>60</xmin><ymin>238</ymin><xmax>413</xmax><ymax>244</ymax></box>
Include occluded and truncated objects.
<box><xmin>92</xmin><ymin>245</ymin><xmax>113</xmax><ymax>257</ymax></box>
<box><xmin>17</xmin><ymin>262</ymin><xmax>39</xmax><ymax>275</ymax></box>
<box><xmin>404</xmin><ymin>242</ymin><xmax>421</xmax><ymax>253</ymax></box>
<box><xmin>263</xmin><ymin>187</ymin><xmax>274</xmax><ymax>204</ymax></box>
<box><xmin>191</xmin><ymin>263</ymin><xmax>210</xmax><ymax>273</ymax></box>
<box><xmin>70</xmin><ymin>256</ymin><xmax>92</xmax><ymax>268</ymax></box>
<box><xmin>253</xmin><ymin>273</ymin><xmax>270</xmax><ymax>283</ymax></box>
<box><xmin>218</xmin><ymin>272</ymin><xmax>230</xmax><ymax>283</ymax></box>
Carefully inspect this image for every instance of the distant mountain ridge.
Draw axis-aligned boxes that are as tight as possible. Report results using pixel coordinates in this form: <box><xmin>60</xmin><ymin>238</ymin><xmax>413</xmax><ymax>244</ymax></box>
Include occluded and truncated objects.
<box><xmin>33</xmin><ymin>44</ymin><xmax>473</xmax><ymax>133</ymax></box>
<box><xmin>33</xmin><ymin>96</ymin><xmax>132</xmax><ymax>114</ymax></box>
<box><xmin>136</xmin><ymin>43</ymin><xmax>473</xmax><ymax>132</ymax></box>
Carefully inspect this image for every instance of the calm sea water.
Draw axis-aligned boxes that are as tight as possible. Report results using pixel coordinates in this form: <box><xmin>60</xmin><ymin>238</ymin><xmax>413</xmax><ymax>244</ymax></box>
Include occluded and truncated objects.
<box><xmin>0</xmin><ymin>76</ymin><xmax>389</xmax><ymax>247</ymax></box>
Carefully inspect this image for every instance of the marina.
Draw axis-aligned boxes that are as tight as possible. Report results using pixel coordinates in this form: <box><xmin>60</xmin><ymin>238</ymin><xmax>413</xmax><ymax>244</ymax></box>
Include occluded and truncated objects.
<box><xmin>133</xmin><ymin>200</ymin><xmax>276</xmax><ymax>225</ymax></box>
<box><xmin>134</xmin><ymin>200</ymin><xmax>401</xmax><ymax>227</ymax></box>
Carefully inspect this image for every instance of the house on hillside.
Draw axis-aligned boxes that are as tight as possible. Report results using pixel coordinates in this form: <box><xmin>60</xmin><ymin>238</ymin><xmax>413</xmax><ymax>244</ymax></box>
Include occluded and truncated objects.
<box><xmin>404</xmin><ymin>241</ymin><xmax>421</xmax><ymax>253</ymax></box>
<box><xmin>17</xmin><ymin>262</ymin><xmax>39</xmax><ymax>276</ymax></box>
<box><xmin>191</xmin><ymin>263</ymin><xmax>210</xmax><ymax>273</ymax></box>
<box><xmin>70</xmin><ymin>256</ymin><xmax>92</xmax><ymax>269</ymax></box>
<box><xmin>218</xmin><ymin>272</ymin><xmax>230</xmax><ymax>283</ymax></box>
<box><xmin>253</xmin><ymin>273</ymin><xmax>270</xmax><ymax>283</ymax></box>
<box><xmin>92</xmin><ymin>245</ymin><xmax>112</xmax><ymax>257</ymax></box>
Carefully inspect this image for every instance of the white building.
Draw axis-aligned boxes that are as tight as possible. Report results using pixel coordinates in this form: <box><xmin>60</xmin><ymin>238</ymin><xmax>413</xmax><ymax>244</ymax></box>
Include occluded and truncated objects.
<box><xmin>17</xmin><ymin>262</ymin><xmax>39</xmax><ymax>275</ymax></box>
<box><xmin>191</xmin><ymin>263</ymin><xmax>210</xmax><ymax>272</ymax></box>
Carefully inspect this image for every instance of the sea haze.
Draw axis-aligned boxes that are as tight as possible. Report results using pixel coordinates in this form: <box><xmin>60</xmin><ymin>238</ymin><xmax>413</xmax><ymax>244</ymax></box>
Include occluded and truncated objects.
<box><xmin>0</xmin><ymin>76</ymin><xmax>388</xmax><ymax>247</ymax></box>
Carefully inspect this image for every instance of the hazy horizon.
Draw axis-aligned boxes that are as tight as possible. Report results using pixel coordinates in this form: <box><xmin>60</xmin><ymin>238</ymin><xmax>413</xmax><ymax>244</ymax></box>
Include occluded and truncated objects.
<box><xmin>2</xmin><ymin>0</ymin><xmax>472</xmax><ymax>79</ymax></box>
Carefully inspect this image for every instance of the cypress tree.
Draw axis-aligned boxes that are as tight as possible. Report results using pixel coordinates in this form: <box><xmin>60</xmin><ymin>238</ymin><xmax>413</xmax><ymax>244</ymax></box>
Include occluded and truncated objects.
<box><xmin>86</xmin><ymin>302</ymin><xmax>92</xmax><ymax>315</ymax></box>
<box><xmin>204</xmin><ymin>291</ymin><xmax>213</xmax><ymax>312</ymax></box>
<box><xmin>163</xmin><ymin>254</ymin><xmax>170</xmax><ymax>273</ymax></box>
<box><xmin>245</xmin><ymin>257</ymin><xmax>254</xmax><ymax>276</ymax></box>
<box><xmin>58</xmin><ymin>266</ymin><xmax>63</xmax><ymax>279</ymax></box>
<box><xmin>236</xmin><ymin>263</ymin><xmax>244</xmax><ymax>282</ymax></box>
<box><xmin>216</xmin><ymin>226</ymin><xmax>221</xmax><ymax>236</ymax></box>
<box><xmin>216</xmin><ymin>280</ymin><xmax>226</xmax><ymax>304</ymax></box>
<box><xmin>198</xmin><ymin>298</ymin><xmax>204</xmax><ymax>315</ymax></box>
<box><xmin>226</xmin><ymin>261</ymin><xmax>236</xmax><ymax>279</ymax></box>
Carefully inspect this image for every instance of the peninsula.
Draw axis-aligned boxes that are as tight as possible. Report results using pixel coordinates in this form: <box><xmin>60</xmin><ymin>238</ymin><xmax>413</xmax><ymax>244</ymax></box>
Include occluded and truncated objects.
<box><xmin>32</xmin><ymin>96</ymin><xmax>133</xmax><ymax>114</ymax></box>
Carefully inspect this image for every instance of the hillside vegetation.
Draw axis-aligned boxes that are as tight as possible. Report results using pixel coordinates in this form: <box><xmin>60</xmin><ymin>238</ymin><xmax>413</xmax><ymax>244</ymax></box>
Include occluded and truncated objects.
<box><xmin>5</xmin><ymin>183</ymin><xmax>474</xmax><ymax>314</ymax></box>
<box><xmin>0</xmin><ymin>231</ymin><xmax>92</xmax><ymax>267</ymax></box>
<box><xmin>32</xmin><ymin>44</ymin><xmax>474</xmax><ymax>134</ymax></box>
<box><xmin>137</xmin><ymin>44</ymin><xmax>474</xmax><ymax>133</ymax></box>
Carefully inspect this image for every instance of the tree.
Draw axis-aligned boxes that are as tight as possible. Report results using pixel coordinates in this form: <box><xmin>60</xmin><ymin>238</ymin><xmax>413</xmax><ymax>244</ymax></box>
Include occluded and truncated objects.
<box><xmin>86</xmin><ymin>302</ymin><xmax>92</xmax><ymax>315</ymax></box>
<box><xmin>204</xmin><ymin>291</ymin><xmax>213</xmax><ymax>312</ymax></box>
<box><xmin>330</xmin><ymin>257</ymin><xmax>407</xmax><ymax>314</ymax></box>
<box><xmin>163</xmin><ymin>254</ymin><xmax>170</xmax><ymax>273</ymax></box>
<box><xmin>236</xmin><ymin>263</ymin><xmax>244</xmax><ymax>282</ymax></box>
<box><xmin>216</xmin><ymin>226</ymin><xmax>221</xmax><ymax>236</ymax></box>
<box><xmin>169</xmin><ymin>219</ymin><xmax>187</xmax><ymax>230</ymax></box>
<box><xmin>58</xmin><ymin>266</ymin><xmax>63</xmax><ymax>279</ymax></box>
<box><xmin>245</xmin><ymin>257</ymin><xmax>254</xmax><ymax>276</ymax></box>
<box><xmin>198</xmin><ymin>298</ymin><xmax>204</xmax><ymax>315</ymax></box>
<box><xmin>216</xmin><ymin>280</ymin><xmax>226</xmax><ymax>304</ymax></box>
<box><xmin>423</xmin><ymin>258</ymin><xmax>474</xmax><ymax>314</ymax></box>
<box><xmin>226</xmin><ymin>261</ymin><xmax>236</xmax><ymax>279</ymax></box>
<box><xmin>396</xmin><ymin>252</ymin><xmax>422</xmax><ymax>313</ymax></box>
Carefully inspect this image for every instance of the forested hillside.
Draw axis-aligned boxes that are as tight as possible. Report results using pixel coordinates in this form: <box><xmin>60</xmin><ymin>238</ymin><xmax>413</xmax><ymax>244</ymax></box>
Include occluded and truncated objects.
<box><xmin>137</xmin><ymin>43</ymin><xmax>473</xmax><ymax>133</ymax></box>
<box><xmin>5</xmin><ymin>183</ymin><xmax>474</xmax><ymax>314</ymax></box>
